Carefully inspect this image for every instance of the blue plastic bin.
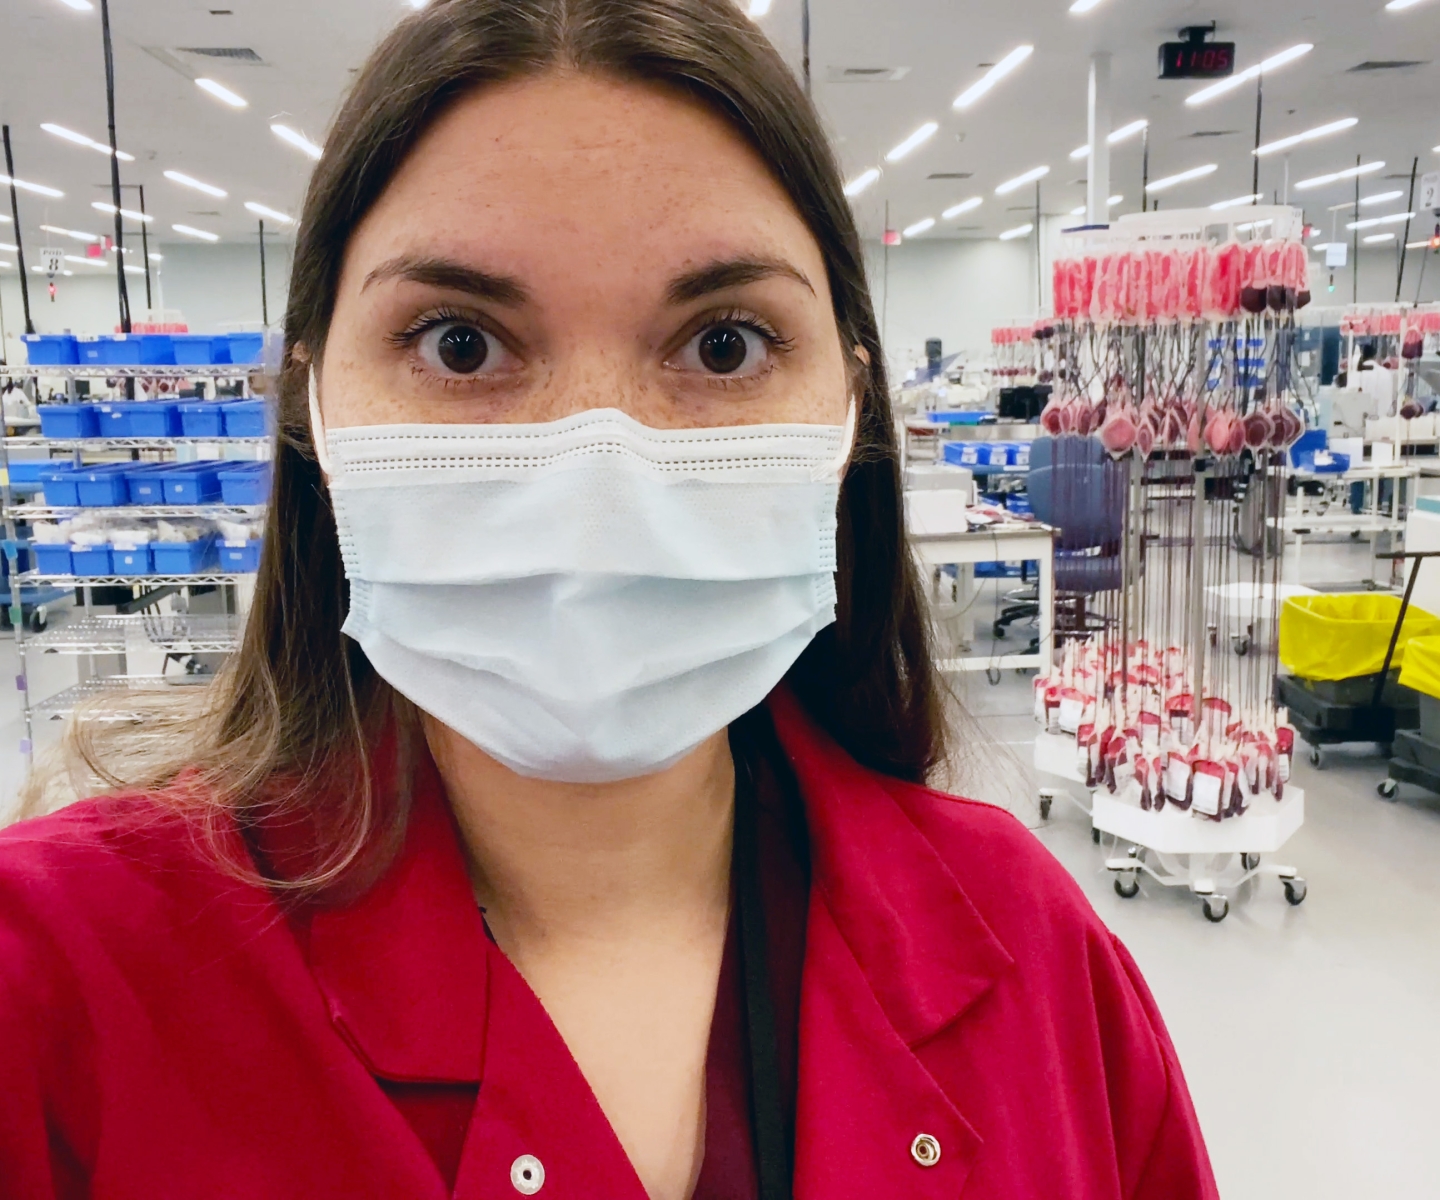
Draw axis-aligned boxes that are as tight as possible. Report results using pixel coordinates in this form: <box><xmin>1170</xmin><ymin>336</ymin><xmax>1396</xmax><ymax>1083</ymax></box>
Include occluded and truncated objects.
<box><xmin>177</xmin><ymin>401</ymin><xmax>227</xmax><ymax>438</ymax></box>
<box><xmin>124</xmin><ymin>464</ymin><xmax>174</xmax><ymax>505</ymax></box>
<box><xmin>162</xmin><ymin>463</ymin><xmax>223</xmax><ymax>505</ymax></box>
<box><xmin>227</xmin><ymin>333</ymin><xmax>264</xmax><ymax>365</ymax></box>
<box><xmin>217</xmin><ymin>462</ymin><xmax>272</xmax><ymax>505</ymax></box>
<box><xmin>5</xmin><ymin>462</ymin><xmax>49</xmax><ymax>487</ymax></box>
<box><xmin>172</xmin><ymin>335</ymin><xmax>231</xmax><ymax>366</ymax></box>
<box><xmin>37</xmin><ymin>403</ymin><xmax>99</xmax><ymax>439</ymax></box>
<box><xmin>22</xmin><ymin>334</ymin><xmax>80</xmax><ymax>366</ymax></box>
<box><xmin>75</xmin><ymin>464</ymin><xmax>133</xmax><ymax>507</ymax></box>
<box><xmin>37</xmin><ymin>467</ymin><xmax>80</xmax><ymax>507</ymax></box>
<box><xmin>77</xmin><ymin>334</ymin><xmax>175</xmax><ymax>366</ymax></box>
<box><xmin>94</xmin><ymin>402</ymin><xmax>182</xmax><ymax>438</ymax></box>
<box><xmin>31</xmin><ymin>544</ymin><xmax>72</xmax><ymax>575</ymax></box>
<box><xmin>221</xmin><ymin>400</ymin><xmax>270</xmax><ymax>438</ymax></box>
<box><xmin>109</xmin><ymin>544</ymin><xmax>153</xmax><ymax>575</ymax></box>
<box><xmin>219</xmin><ymin>539</ymin><xmax>262</xmax><ymax>572</ymax></box>
<box><xmin>70</xmin><ymin>545</ymin><xmax>114</xmax><ymax>576</ymax></box>
<box><xmin>152</xmin><ymin>534</ymin><xmax>216</xmax><ymax>575</ymax></box>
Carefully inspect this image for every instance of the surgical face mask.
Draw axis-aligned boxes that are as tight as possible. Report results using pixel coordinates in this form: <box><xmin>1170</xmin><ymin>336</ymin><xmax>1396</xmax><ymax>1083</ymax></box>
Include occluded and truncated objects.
<box><xmin>310</xmin><ymin>371</ymin><xmax>853</xmax><ymax>783</ymax></box>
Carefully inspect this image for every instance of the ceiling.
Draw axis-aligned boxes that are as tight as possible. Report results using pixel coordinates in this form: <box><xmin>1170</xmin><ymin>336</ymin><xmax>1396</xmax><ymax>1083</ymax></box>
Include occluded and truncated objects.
<box><xmin>0</xmin><ymin>0</ymin><xmax>1437</xmax><ymax>259</ymax></box>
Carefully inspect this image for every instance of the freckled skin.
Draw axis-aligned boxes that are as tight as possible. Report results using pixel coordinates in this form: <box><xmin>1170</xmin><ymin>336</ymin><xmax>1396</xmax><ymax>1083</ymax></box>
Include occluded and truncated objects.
<box><xmin>317</xmin><ymin>72</ymin><xmax>852</xmax><ymax>432</ymax></box>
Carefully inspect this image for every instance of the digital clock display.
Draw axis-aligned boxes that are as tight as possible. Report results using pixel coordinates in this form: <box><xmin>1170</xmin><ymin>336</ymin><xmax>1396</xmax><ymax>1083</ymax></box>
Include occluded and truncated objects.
<box><xmin>1159</xmin><ymin>42</ymin><xmax>1236</xmax><ymax>79</ymax></box>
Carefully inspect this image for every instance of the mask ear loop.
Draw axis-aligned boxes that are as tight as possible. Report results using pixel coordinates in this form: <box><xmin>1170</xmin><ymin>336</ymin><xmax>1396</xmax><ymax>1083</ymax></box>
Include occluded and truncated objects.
<box><xmin>307</xmin><ymin>365</ymin><xmax>334</xmax><ymax>479</ymax></box>
<box><xmin>814</xmin><ymin>397</ymin><xmax>859</xmax><ymax>482</ymax></box>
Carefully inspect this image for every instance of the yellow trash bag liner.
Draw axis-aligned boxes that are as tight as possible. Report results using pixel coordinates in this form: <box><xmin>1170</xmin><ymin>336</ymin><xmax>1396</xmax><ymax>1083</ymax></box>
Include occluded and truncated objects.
<box><xmin>1279</xmin><ymin>593</ymin><xmax>1440</xmax><ymax>681</ymax></box>
<box><xmin>1398</xmin><ymin>634</ymin><xmax>1440</xmax><ymax>699</ymax></box>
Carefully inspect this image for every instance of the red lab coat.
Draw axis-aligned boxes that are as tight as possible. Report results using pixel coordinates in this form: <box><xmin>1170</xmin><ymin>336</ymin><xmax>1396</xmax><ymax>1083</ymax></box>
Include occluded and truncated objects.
<box><xmin>0</xmin><ymin>688</ymin><xmax>1218</xmax><ymax>1198</ymax></box>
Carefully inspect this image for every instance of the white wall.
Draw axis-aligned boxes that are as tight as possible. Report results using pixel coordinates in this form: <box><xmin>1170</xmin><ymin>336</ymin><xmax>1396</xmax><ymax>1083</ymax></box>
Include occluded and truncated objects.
<box><xmin>0</xmin><ymin>240</ymin><xmax>292</xmax><ymax>365</ymax></box>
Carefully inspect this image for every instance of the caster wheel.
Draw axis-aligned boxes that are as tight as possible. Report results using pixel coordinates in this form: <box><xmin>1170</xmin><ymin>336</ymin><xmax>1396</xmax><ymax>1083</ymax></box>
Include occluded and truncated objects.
<box><xmin>992</xmin><ymin>622</ymin><xmax>1006</xmax><ymax>639</ymax></box>
<box><xmin>1232</xmin><ymin>635</ymin><xmax>1250</xmax><ymax>656</ymax></box>
<box><xmin>1202</xmin><ymin>896</ymin><xmax>1229</xmax><ymax>923</ymax></box>
<box><xmin>1308</xmin><ymin>745</ymin><xmax>1322</xmax><ymax>768</ymax></box>
<box><xmin>1039</xmin><ymin>796</ymin><xmax>1052</xmax><ymax>820</ymax></box>
<box><xmin>1241</xmin><ymin>852</ymin><xmax>1260</xmax><ymax>871</ymax></box>
<box><xmin>1283</xmin><ymin>878</ymin><xmax>1307</xmax><ymax>906</ymax></box>
<box><xmin>986</xmin><ymin>666</ymin><xmax>1001</xmax><ymax>686</ymax></box>
<box><xmin>1091</xmin><ymin>825</ymin><xmax>1101</xmax><ymax>844</ymax></box>
<box><xmin>1114</xmin><ymin>875</ymin><xmax>1140</xmax><ymax>899</ymax></box>
<box><xmin>25</xmin><ymin>606</ymin><xmax>47</xmax><ymax>633</ymax></box>
<box><xmin>1378</xmin><ymin>778</ymin><xmax>1399</xmax><ymax>800</ymax></box>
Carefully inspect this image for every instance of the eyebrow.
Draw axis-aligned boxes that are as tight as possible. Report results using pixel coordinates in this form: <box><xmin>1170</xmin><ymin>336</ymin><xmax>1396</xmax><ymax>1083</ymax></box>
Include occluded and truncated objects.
<box><xmin>665</xmin><ymin>256</ymin><xmax>815</xmax><ymax>305</ymax></box>
<box><xmin>361</xmin><ymin>255</ymin><xmax>530</xmax><ymax>306</ymax></box>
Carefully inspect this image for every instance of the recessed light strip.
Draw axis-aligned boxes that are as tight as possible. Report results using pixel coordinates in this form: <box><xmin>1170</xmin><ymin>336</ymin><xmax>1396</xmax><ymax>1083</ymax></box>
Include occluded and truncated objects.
<box><xmin>92</xmin><ymin>201</ymin><xmax>153</xmax><ymax>223</ymax></box>
<box><xmin>0</xmin><ymin>174</ymin><xmax>64</xmax><ymax>199</ymax></box>
<box><xmin>885</xmin><ymin>122</ymin><xmax>939</xmax><ymax>163</ymax></box>
<box><xmin>172</xmin><ymin>223</ymin><xmax>219</xmax><ymax>242</ymax></box>
<box><xmin>943</xmin><ymin>196</ymin><xmax>983</xmax><ymax>219</ymax></box>
<box><xmin>1070</xmin><ymin>119</ymin><xmax>1149</xmax><ymax>160</ymax></box>
<box><xmin>903</xmin><ymin>217</ymin><xmax>936</xmax><ymax>237</ymax></box>
<box><xmin>40</xmin><ymin>122</ymin><xmax>133</xmax><ymax>162</ymax></box>
<box><xmin>995</xmin><ymin>165</ymin><xmax>1049</xmax><ymax>195</ymax></box>
<box><xmin>1295</xmin><ymin>161</ymin><xmax>1386</xmax><ymax>190</ymax></box>
<box><xmin>163</xmin><ymin>169</ymin><xmax>227</xmax><ymax>198</ymax></box>
<box><xmin>843</xmin><ymin>168</ymin><xmax>880</xmax><ymax>198</ymax></box>
<box><xmin>953</xmin><ymin>46</ymin><xmax>1034</xmax><ymax>110</ymax></box>
<box><xmin>195</xmin><ymin>78</ymin><xmax>248</xmax><ymax>108</ymax></box>
<box><xmin>271</xmin><ymin>123</ymin><xmax>323</xmax><ymax>160</ymax></box>
<box><xmin>1360</xmin><ymin>191</ymin><xmax>1405</xmax><ymax>207</ymax></box>
<box><xmin>244</xmin><ymin>201</ymin><xmax>296</xmax><ymax>224</ymax></box>
<box><xmin>1186</xmin><ymin>43</ymin><xmax>1313</xmax><ymax>106</ymax></box>
<box><xmin>1210</xmin><ymin>193</ymin><xmax>1263</xmax><ymax>209</ymax></box>
<box><xmin>1070</xmin><ymin>195</ymin><xmax>1123</xmax><ymax>215</ymax></box>
<box><xmin>1254</xmin><ymin>117</ymin><xmax>1357</xmax><ymax>158</ymax></box>
<box><xmin>999</xmin><ymin>223</ymin><xmax>1034</xmax><ymax>241</ymax></box>
<box><xmin>1145</xmin><ymin>163</ymin><xmax>1218</xmax><ymax>194</ymax></box>
<box><xmin>1347</xmin><ymin>212</ymin><xmax>1416</xmax><ymax>231</ymax></box>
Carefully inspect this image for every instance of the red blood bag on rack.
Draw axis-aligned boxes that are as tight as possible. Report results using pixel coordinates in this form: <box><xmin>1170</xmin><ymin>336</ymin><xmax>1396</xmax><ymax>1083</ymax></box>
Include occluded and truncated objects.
<box><xmin>1275</xmin><ymin>726</ymin><xmax>1294</xmax><ymax>798</ymax></box>
<box><xmin>1264</xmin><ymin>241</ymin><xmax>1288</xmax><ymax>312</ymax></box>
<box><xmin>1190</xmin><ymin>758</ymin><xmax>1225</xmax><ymax>819</ymax></box>
<box><xmin>1240</xmin><ymin>241</ymin><xmax>1267</xmax><ymax>314</ymax></box>
<box><xmin>1181</xmin><ymin>246</ymin><xmax>1207</xmax><ymax>321</ymax></box>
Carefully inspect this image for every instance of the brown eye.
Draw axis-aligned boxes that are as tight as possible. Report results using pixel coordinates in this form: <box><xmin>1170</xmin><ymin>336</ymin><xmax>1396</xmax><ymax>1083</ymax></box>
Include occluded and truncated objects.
<box><xmin>416</xmin><ymin>320</ymin><xmax>511</xmax><ymax>377</ymax></box>
<box><xmin>673</xmin><ymin>321</ymin><xmax>772</xmax><ymax>378</ymax></box>
<box><xmin>698</xmin><ymin>325</ymin><xmax>749</xmax><ymax>373</ymax></box>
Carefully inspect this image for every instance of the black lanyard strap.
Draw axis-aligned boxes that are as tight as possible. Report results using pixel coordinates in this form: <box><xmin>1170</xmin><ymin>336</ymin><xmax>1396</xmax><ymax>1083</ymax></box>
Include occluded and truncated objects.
<box><xmin>733</xmin><ymin>742</ymin><xmax>794</xmax><ymax>1200</ymax></box>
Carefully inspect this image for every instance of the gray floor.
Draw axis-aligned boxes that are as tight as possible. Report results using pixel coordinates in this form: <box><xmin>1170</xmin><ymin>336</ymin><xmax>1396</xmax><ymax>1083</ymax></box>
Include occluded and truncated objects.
<box><xmin>2</xmin><ymin>533</ymin><xmax>1438</xmax><ymax>1199</ymax></box>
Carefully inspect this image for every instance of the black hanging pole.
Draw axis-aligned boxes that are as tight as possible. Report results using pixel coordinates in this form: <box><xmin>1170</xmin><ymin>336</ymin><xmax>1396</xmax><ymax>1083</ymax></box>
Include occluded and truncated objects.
<box><xmin>1035</xmin><ymin>178</ymin><xmax>1043</xmax><ymax>309</ymax></box>
<box><xmin>1396</xmin><ymin>156</ymin><xmax>1419</xmax><ymax>303</ymax></box>
<box><xmin>99</xmin><ymin>0</ymin><xmax>131</xmax><ymax>336</ymax></box>
<box><xmin>138</xmin><ymin>183</ymin><xmax>152</xmax><ymax>312</ymax></box>
<box><xmin>1</xmin><ymin>127</ymin><xmax>35</xmax><ymax>335</ymax></box>
<box><xmin>1251</xmin><ymin>74</ymin><xmax>1263</xmax><ymax>201</ymax></box>
<box><xmin>801</xmin><ymin>0</ymin><xmax>810</xmax><ymax>97</ymax></box>
<box><xmin>1141</xmin><ymin>125</ymin><xmax>1150</xmax><ymax>212</ymax></box>
<box><xmin>1353</xmin><ymin>155</ymin><xmax>1360</xmax><ymax>304</ymax></box>
<box><xmin>258</xmin><ymin>219</ymin><xmax>269</xmax><ymax>326</ymax></box>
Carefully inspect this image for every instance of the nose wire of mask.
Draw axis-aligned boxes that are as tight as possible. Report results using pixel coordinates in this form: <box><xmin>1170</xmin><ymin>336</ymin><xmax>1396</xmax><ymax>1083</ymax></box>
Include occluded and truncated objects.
<box><xmin>313</xmin><ymin>380</ymin><xmax>855</xmax><ymax>784</ymax></box>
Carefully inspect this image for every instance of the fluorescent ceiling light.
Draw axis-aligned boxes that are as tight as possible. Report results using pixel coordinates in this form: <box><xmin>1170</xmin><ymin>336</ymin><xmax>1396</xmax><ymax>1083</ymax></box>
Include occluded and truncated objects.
<box><xmin>885</xmin><ymin>122</ymin><xmax>939</xmax><ymax>163</ymax></box>
<box><xmin>56</xmin><ymin>0</ymin><xmax>93</xmax><ymax>11</ymax></box>
<box><xmin>40</xmin><ymin>122</ymin><xmax>133</xmax><ymax>161</ymax></box>
<box><xmin>39</xmin><ymin>224</ymin><xmax>101</xmax><ymax>242</ymax></box>
<box><xmin>163</xmin><ymin>169</ymin><xmax>227</xmax><ymax>198</ymax></box>
<box><xmin>746</xmin><ymin>0</ymin><xmax>772</xmax><ymax>15</ymax></box>
<box><xmin>999</xmin><ymin>223</ymin><xmax>1034</xmax><ymax>240</ymax></box>
<box><xmin>995</xmin><ymin>165</ymin><xmax>1049</xmax><ymax>195</ymax></box>
<box><xmin>1069</xmin><ymin>0</ymin><xmax>1106</xmax><ymax>11</ymax></box>
<box><xmin>1364</xmin><ymin>233</ymin><xmax>1396</xmax><ymax>243</ymax></box>
<box><xmin>271</xmin><ymin>123</ymin><xmax>323</xmax><ymax>160</ymax></box>
<box><xmin>1211</xmin><ymin>193</ymin><xmax>1262</xmax><ymax>209</ymax></box>
<box><xmin>1407</xmin><ymin>240</ymin><xmax>1435</xmax><ymax>248</ymax></box>
<box><xmin>123</xmin><ymin>265</ymin><xmax>146</xmax><ymax>275</ymax></box>
<box><xmin>1360</xmin><ymin>190</ymin><xmax>1405</xmax><ymax>207</ymax></box>
<box><xmin>0</xmin><ymin>214</ymin><xmax>10</xmax><ymax>223</ymax></box>
<box><xmin>943</xmin><ymin>196</ymin><xmax>983</xmax><ymax>219</ymax></box>
<box><xmin>1235</xmin><ymin>218</ymin><xmax>1274</xmax><ymax>233</ymax></box>
<box><xmin>172</xmin><ymin>223</ymin><xmax>219</xmax><ymax>242</ymax></box>
<box><xmin>843</xmin><ymin>168</ymin><xmax>880</xmax><ymax>198</ymax></box>
<box><xmin>1145</xmin><ymin>163</ymin><xmax>1217</xmax><ymax>194</ymax></box>
<box><xmin>1295</xmin><ymin>161</ymin><xmax>1386</xmax><ymax>190</ymax></box>
<box><xmin>1386</xmin><ymin>0</ymin><xmax>1429</xmax><ymax>9</ymax></box>
<box><xmin>0</xmin><ymin>174</ymin><xmax>64</xmax><ymax>198</ymax></box>
<box><xmin>1070</xmin><ymin>119</ymin><xmax>1149</xmax><ymax>159</ymax></box>
<box><xmin>1254</xmin><ymin>117</ymin><xmax>1357</xmax><ymax>157</ymax></box>
<box><xmin>63</xmin><ymin>254</ymin><xmax>107</xmax><ymax>267</ymax></box>
<box><xmin>91</xmin><ymin>201</ymin><xmax>152</xmax><ymax>223</ymax></box>
<box><xmin>244</xmin><ymin>201</ymin><xmax>296</xmax><ymax>224</ymax></box>
<box><xmin>195</xmin><ymin>78</ymin><xmax>247</xmax><ymax>108</ymax></box>
<box><xmin>406</xmin><ymin>0</ymin><xmax>429</xmax><ymax>7</ymax></box>
<box><xmin>1347</xmin><ymin>212</ymin><xmax>1415</xmax><ymax>230</ymax></box>
<box><xmin>0</xmin><ymin>262</ymin><xmax>11</xmax><ymax>269</ymax></box>
<box><xmin>1186</xmin><ymin>43</ymin><xmax>1312</xmax><ymax>106</ymax></box>
<box><xmin>1069</xmin><ymin>194</ymin><xmax>1123</xmax><ymax>215</ymax></box>
<box><xmin>149</xmin><ymin>252</ymin><xmax>164</xmax><ymax>262</ymax></box>
<box><xmin>903</xmin><ymin>217</ymin><xmax>936</xmax><ymax>237</ymax></box>
<box><xmin>0</xmin><ymin>243</ymin><xmax>16</xmax><ymax>252</ymax></box>
<box><xmin>953</xmin><ymin>46</ymin><xmax>1034</xmax><ymax>110</ymax></box>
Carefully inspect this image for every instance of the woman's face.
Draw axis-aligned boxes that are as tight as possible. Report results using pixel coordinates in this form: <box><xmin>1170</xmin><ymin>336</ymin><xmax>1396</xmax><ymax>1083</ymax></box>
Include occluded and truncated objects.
<box><xmin>317</xmin><ymin>72</ymin><xmax>853</xmax><ymax>431</ymax></box>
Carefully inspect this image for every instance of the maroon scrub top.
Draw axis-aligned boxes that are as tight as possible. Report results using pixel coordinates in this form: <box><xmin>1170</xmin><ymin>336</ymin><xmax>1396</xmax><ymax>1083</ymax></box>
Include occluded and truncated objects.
<box><xmin>0</xmin><ymin>688</ymin><xmax>1219</xmax><ymax>1199</ymax></box>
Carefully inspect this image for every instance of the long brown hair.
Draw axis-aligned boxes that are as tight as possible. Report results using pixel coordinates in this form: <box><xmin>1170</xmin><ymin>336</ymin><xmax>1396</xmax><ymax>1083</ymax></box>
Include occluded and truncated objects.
<box><xmin>29</xmin><ymin>0</ymin><xmax>947</xmax><ymax>894</ymax></box>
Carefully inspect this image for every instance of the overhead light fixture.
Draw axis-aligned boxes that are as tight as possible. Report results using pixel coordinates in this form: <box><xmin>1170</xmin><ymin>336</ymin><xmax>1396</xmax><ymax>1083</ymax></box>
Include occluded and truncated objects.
<box><xmin>1145</xmin><ymin>163</ymin><xmax>1218</xmax><ymax>193</ymax></box>
<box><xmin>746</xmin><ymin>0</ymin><xmax>772</xmax><ymax>15</ymax></box>
<box><xmin>885</xmin><ymin>122</ymin><xmax>939</xmax><ymax>163</ymax></box>
<box><xmin>1364</xmin><ymin>232</ymin><xmax>1396</xmax><ymax>243</ymax></box>
<box><xmin>39</xmin><ymin>224</ymin><xmax>101</xmax><ymax>242</ymax></box>
<box><xmin>1406</xmin><ymin>239</ymin><xmax>1434</xmax><ymax>248</ymax></box>
<box><xmin>1254</xmin><ymin>117</ymin><xmax>1358</xmax><ymax>157</ymax></box>
<box><xmin>271</xmin><ymin>123</ymin><xmax>323</xmax><ymax>160</ymax></box>
<box><xmin>1211</xmin><ymin>193</ymin><xmax>1262</xmax><ymax>209</ymax></box>
<box><xmin>406</xmin><ymin>0</ymin><xmax>429</xmax><ymax>7</ymax></box>
<box><xmin>953</xmin><ymin>46</ymin><xmax>1034</xmax><ymax>110</ymax></box>
<box><xmin>0</xmin><ymin>261</ymin><xmax>12</xmax><ymax>269</ymax></box>
<box><xmin>0</xmin><ymin>243</ymin><xmax>16</xmax><ymax>253</ymax></box>
<box><xmin>1295</xmin><ymin>161</ymin><xmax>1386</xmax><ymax>190</ymax></box>
<box><xmin>172</xmin><ymin>223</ymin><xmax>220</xmax><ymax>242</ymax></box>
<box><xmin>123</xmin><ymin>264</ymin><xmax>146</xmax><ymax>275</ymax></box>
<box><xmin>0</xmin><ymin>214</ymin><xmax>8</xmax><ymax>223</ymax></box>
<box><xmin>1360</xmin><ymin>190</ymin><xmax>1405</xmax><ymax>207</ymax></box>
<box><xmin>999</xmin><ymin>223</ymin><xmax>1034</xmax><ymax>240</ymax></box>
<box><xmin>56</xmin><ymin>0</ymin><xmax>94</xmax><ymax>11</ymax></box>
<box><xmin>195</xmin><ymin>78</ymin><xmax>247</xmax><ymax>108</ymax></box>
<box><xmin>1385</xmin><ymin>0</ymin><xmax>1429</xmax><ymax>9</ymax></box>
<box><xmin>843</xmin><ymin>168</ymin><xmax>880</xmax><ymax>198</ymax></box>
<box><xmin>1069</xmin><ymin>195</ymin><xmax>1123</xmax><ymax>215</ymax></box>
<box><xmin>244</xmin><ymin>201</ymin><xmax>295</xmax><ymax>223</ymax></box>
<box><xmin>995</xmin><ymin>165</ymin><xmax>1049</xmax><ymax>195</ymax></box>
<box><xmin>1235</xmin><ymin>218</ymin><xmax>1274</xmax><ymax>233</ymax></box>
<box><xmin>0</xmin><ymin>174</ymin><xmax>64</xmax><ymax>198</ymax></box>
<box><xmin>149</xmin><ymin>252</ymin><xmax>164</xmax><ymax>262</ymax></box>
<box><xmin>903</xmin><ymin>217</ymin><xmax>936</xmax><ymax>237</ymax></box>
<box><xmin>40</xmin><ymin>122</ymin><xmax>133</xmax><ymax>161</ymax></box>
<box><xmin>91</xmin><ymin>201</ymin><xmax>152</xmax><ymax>223</ymax></box>
<box><xmin>1068</xmin><ymin>0</ymin><xmax>1107</xmax><ymax>11</ymax></box>
<box><xmin>163</xmin><ymin>169</ymin><xmax>227</xmax><ymax>198</ymax></box>
<box><xmin>1347</xmin><ymin>211</ymin><xmax>1416</xmax><ymax>230</ymax></box>
<box><xmin>943</xmin><ymin>196</ymin><xmax>983</xmax><ymax>219</ymax></box>
<box><xmin>62</xmin><ymin>254</ymin><xmax>107</xmax><ymax>268</ymax></box>
<box><xmin>1186</xmin><ymin>43</ymin><xmax>1313</xmax><ymax>106</ymax></box>
<box><xmin>1069</xmin><ymin>119</ymin><xmax>1149</xmax><ymax>160</ymax></box>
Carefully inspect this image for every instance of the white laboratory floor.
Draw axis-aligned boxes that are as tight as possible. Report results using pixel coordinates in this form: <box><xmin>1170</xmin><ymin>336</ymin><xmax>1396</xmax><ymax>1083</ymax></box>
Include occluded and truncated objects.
<box><xmin>1</xmin><ymin>534</ymin><xmax>1438</xmax><ymax>1200</ymax></box>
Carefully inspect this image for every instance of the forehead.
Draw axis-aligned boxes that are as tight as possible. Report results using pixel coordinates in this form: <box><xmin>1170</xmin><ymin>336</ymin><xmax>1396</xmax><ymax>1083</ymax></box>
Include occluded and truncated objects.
<box><xmin>345</xmin><ymin>72</ymin><xmax>826</xmax><ymax>287</ymax></box>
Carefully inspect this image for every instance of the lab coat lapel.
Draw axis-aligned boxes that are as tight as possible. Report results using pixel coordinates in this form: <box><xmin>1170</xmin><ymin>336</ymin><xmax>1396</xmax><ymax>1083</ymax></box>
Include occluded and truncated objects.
<box><xmin>768</xmin><ymin>687</ymin><xmax>1015</xmax><ymax>1196</ymax></box>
